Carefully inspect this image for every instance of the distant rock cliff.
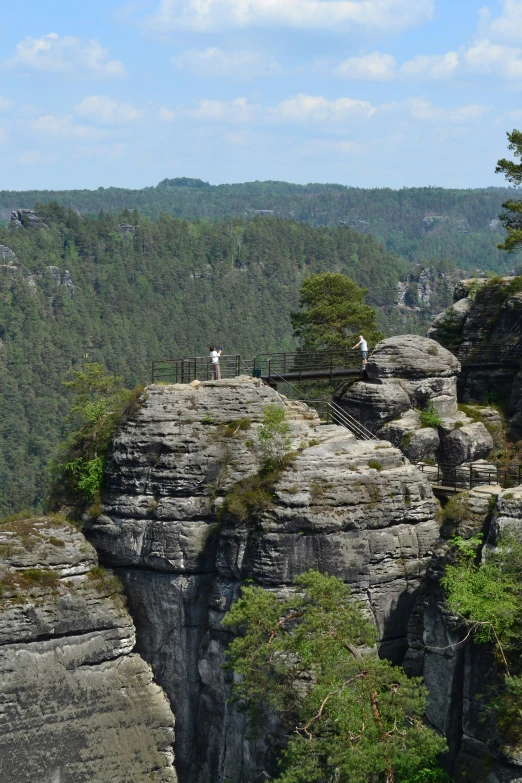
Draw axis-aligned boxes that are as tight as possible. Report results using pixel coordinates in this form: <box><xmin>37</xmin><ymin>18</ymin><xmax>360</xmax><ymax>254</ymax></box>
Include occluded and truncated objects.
<box><xmin>428</xmin><ymin>275</ymin><xmax>522</xmax><ymax>432</ymax></box>
<box><xmin>0</xmin><ymin>516</ymin><xmax>177</xmax><ymax>783</ymax></box>
<box><xmin>85</xmin><ymin>377</ymin><xmax>441</xmax><ymax>782</ymax></box>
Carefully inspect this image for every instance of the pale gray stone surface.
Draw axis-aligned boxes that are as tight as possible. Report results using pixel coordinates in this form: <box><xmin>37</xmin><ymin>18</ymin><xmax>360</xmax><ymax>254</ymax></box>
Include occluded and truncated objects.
<box><xmin>441</xmin><ymin>422</ymin><xmax>494</xmax><ymax>464</ymax></box>
<box><xmin>0</xmin><ymin>517</ymin><xmax>177</xmax><ymax>783</ymax></box>
<box><xmin>333</xmin><ymin>379</ymin><xmax>411</xmax><ymax>433</ymax></box>
<box><xmin>85</xmin><ymin>378</ymin><xmax>441</xmax><ymax>783</ymax></box>
<box><xmin>366</xmin><ymin>335</ymin><xmax>461</xmax><ymax>380</ymax></box>
<box><xmin>427</xmin><ymin>297</ymin><xmax>472</xmax><ymax>339</ymax></box>
<box><xmin>336</xmin><ymin>335</ymin><xmax>481</xmax><ymax>467</ymax></box>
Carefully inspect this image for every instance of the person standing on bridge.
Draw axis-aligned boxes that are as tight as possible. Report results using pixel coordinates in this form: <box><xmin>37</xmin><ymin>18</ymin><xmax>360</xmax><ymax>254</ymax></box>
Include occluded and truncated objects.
<box><xmin>352</xmin><ymin>334</ymin><xmax>368</xmax><ymax>368</ymax></box>
<box><xmin>209</xmin><ymin>345</ymin><xmax>222</xmax><ymax>379</ymax></box>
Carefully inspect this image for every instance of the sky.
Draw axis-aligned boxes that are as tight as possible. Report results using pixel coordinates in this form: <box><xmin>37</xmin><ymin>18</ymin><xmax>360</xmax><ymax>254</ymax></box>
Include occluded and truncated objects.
<box><xmin>1</xmin><ymin>0</ymin><xmax>522</xmax><ymax>190</ymax></box>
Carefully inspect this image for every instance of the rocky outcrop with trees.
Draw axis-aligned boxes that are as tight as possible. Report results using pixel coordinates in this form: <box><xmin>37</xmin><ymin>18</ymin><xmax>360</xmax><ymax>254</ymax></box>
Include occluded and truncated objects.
<box><xmin>84</xmin><ymin>377</ymin><xmax>441</xmax><ymax>782</ymax></box>
<box><xmin>335</xmin><ymin>334</ymin><xmax>494</xmax><ymax>468</ymax></box>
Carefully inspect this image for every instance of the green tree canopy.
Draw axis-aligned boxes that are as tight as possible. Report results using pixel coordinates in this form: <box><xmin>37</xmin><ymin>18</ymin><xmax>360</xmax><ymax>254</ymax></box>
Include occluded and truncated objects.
<box><xmin>442</xmin><ymin>526</ymin><xmax>522</xmax><ymax>746</ymax></box>
<box><xmin>496</xmin><ymin>130</ymin><xmax>522</xmax><ymax>252</ymax></box>
<box><xmin>222</xmin><ymin>570</ymin><xmax>449</xmax><ymax>783</ymax></box>
<box><xmin>49</xmin><ymin>364</ymin><xmax>142</xmax><ymax>510</ymax></box>
<box><xmin>291</xmin><ymin>272</ymin><xmax>384</xmax><ymax>353</ymax></box>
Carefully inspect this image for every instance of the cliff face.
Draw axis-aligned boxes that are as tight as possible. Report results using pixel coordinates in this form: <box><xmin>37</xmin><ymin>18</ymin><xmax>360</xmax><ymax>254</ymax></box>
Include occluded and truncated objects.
<box><xmin>85</xmin><ymin>377</ymin><xmax>440</xmax><ymax>782</ymax></box>
<box><xmin>412</xmin><ymin>488</ymin><xmax>522</xmax><ymax>783</ymax></box>
<box><xmin>0</xmin><ymin>516</ymin><xmax>177</xmax><ymax>783</ymax></box>
<box><xmin>428</xmin><ymin>277</ymin><xmax>522</xmax><ymax>425</ymax></box>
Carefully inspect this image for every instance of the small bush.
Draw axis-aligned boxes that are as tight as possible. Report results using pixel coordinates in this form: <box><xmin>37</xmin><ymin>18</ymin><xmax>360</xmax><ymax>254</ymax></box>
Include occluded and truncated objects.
<box><xmin>88</xmin><ymin>565</ymin><xmax>123</xmax><ymax>596</ymax></box>
<box><xmin>64</xmin><ymin>456</ymin><xmax>105</xmax><ymax>501</ymax></box>
<box><xmin>88</xmin><ymin>497</ymin><xmax>102</xmax><ymax>518</ymax></box>
<box><xmin>258</xmin><ymin>404</ymin><xmax>291</xmax><ymax>469</ymax></box>
<box><xmin>202</xmin><ymin>413</ymin><xmax>214</xmax><ymax>424</ymax></box>
<box><xmin>401</xmin><ymin>432</ymin><xmax>414</xmax><ymax>448</ymax></box>
<box><xmin>226</xmin><ymin>477</ymin><xmax>274</xmax><ymax>522</ymax></box>
<box><xmin>419</xmin><ymin>401</ymin><xmax>442</xmax><ymax>429</ymax></box>
<box><xmin>368</xmin><ymin>459</ymin><xmax>382</xmax><ymax>472</ymax></box>
<box><xmin>21</xmin><ymin>568</ymin><xmax>60</xmax><ymax>587</ymax></box>
<box><xmin>48</xmin><ymin>537</ymin><xmax>65</xmax><ymax>547</ymax></box>
<box><xmin>226</xmin><ymin>452</ymin><xmax>297</xmax><ymax>524</ymax></box>
<box><xmin>219</xmin><ymin>418</ymin><xmax>252</xmax><ymax>437</ymax></box>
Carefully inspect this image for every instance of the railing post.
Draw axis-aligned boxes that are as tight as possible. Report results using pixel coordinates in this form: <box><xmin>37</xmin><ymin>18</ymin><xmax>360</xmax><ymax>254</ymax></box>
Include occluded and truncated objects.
<box><xmin>469</xmin><ymin>463</ymin><xmax>472</xmax><ymax>490</ymax></box>
<box><xmin>236</xmin><ymin>354</ymin><xmax>240</xmax><ymax>376</ymax></box>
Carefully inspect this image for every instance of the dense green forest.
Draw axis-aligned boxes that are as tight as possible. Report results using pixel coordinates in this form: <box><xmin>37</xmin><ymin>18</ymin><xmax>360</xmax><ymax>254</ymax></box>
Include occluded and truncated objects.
<box><xmin>0</xmin><ymin>204</ymin><xmax>408</xmax><ymax>514</ymax></box>
<box><xmin>1</xmin><ymin>180</ymin><xmax>519</xmax><ymax>273</ymax></box>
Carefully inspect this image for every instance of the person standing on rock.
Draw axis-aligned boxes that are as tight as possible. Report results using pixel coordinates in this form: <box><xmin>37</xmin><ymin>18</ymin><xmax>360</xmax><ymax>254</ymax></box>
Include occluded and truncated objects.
<box><xmin>209</xmin><ymin>345</ymin><xmax>222</xmax><ymax>379</ymax></box>
<box><xmin>352</xmin><ymin>334</ymin><xmax>368</xmax><ymax>367</ymax></box>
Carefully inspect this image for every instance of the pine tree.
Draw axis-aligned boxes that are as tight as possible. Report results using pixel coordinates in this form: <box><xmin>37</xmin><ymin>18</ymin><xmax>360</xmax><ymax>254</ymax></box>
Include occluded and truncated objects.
<box><xmin>222</xmin><ymin>570</ymin><xmax>450</xmax><ymax>783</ymax></box>
<box><xmin>291</xmin><ymin>272</ymin><xmax>384</xmax><ymax>353</ymax></box>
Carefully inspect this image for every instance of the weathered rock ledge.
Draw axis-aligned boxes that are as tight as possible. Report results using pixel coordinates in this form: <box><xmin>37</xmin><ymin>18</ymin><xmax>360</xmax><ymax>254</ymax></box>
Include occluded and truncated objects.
<box><xmin>86</xmin><ymin>377</ymin><xmax>441</xmax><ymax>782</ymax></box>
<box><xmin>0</xmin><ymin>515</ymin><xmax>177</xmax><ymax>783</ymax></box>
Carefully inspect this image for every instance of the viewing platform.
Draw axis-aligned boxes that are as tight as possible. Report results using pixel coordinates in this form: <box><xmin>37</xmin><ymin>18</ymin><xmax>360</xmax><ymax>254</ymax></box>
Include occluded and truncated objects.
<box><xmin>152</xmin><ymin>350</ymin><xmax>364</xmax><ymax>386</ymax></box>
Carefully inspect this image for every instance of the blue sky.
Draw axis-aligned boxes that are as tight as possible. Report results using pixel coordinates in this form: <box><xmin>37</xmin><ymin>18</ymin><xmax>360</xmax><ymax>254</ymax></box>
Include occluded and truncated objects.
<box><xmin>1</xmin><ymin>0</ymin><xmax>522</xmax><ymax>189</ymax></box>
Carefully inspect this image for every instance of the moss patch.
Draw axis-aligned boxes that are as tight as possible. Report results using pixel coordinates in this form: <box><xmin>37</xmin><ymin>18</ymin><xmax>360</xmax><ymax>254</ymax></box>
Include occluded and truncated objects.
<box><xmin>225</xmin><ymin>452</ymin><xmax>297</xmax><ymax>524</ymax></box>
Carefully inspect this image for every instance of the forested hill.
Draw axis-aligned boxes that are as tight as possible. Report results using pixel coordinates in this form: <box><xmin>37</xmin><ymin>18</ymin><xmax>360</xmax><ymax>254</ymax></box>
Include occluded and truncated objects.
<box><xmin>0</xmin><ymin>204</ymin><xmax>405</xmax><ymax>514</ymax></box>
<box><xmin>0</xmin><ymin>181</ymin><xmax>518</xmax><ymax>273</ymax></box>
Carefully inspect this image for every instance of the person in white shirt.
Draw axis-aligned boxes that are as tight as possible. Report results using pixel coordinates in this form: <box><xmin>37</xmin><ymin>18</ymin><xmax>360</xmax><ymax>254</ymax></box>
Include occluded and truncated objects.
<box><xmin>209</xmin><ymin>345</ymin><xmax>222</xmax><ymax>379</ymax></box>
<box><xmin>352</xmin><ymin>335</ymin><xmax>368</xmax><ymax>367</ymax></box>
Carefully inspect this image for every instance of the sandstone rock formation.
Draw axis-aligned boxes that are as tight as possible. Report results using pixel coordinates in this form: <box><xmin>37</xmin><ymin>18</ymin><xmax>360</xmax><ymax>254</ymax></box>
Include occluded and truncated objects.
<box><xmin>0</xmin><ymin>515</ymin><xmax>177</xmax><ymax>783</ymax></box>
<box><xmin>0</xmin><ymin>244</ymin><xmax>15</xmax><ymax>261</ymax></box>
<box><xmin>366</xmin><ymin>334</ymin><xmax>461</xmax><ymax>380</ymax></box>
<box><xmin>408</xmin><ymin>488</ymin><xmax>522</xmax><ymax>782</ymax></box>
<box><xmin>428</xmin><ymin>276</ymin><xmax>522</xmax><ymax>422</ymax></box>
<box><xmin>335</xmin><ymin>334</ymin><xmax>493</xmax><ymax>467</ymax></box>
<box><xmin>11</xmin><ymin>208</ymin><xmax>48</xmax><ymax>229</ymax></box>
<box><xmin>85</xmin><ymin>377</ymin><xmax>441</xmax><ymax>783</ymax></box>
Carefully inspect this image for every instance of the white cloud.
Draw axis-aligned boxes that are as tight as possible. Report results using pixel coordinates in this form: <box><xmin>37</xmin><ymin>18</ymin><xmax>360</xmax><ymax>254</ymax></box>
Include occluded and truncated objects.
<box><xmin>464</xmin><ymin>39</ymin><xmax>522</xmax><ymax>78</ymax></box>
<box><xmin>400</xmin><ymin>52</ymin><xmax>459</xmax><ymax>79</ymax></box>
<box><xmin>482</xmin><ymin>0</ymin><xmax>522</xmax><ymax>44</ymax></box>
<box><xmin>0</xmin><ymin>97</ymin><xmax>13</xmax><ymax>111</ymax></box>
<box><xmin>272</xmin><ymin>94</ymin><xmax>376</xmax><ymax>123</ymax></box>
<box><xmin>172</xmin><ymin>47</ymin><xmax>281</xmax><ymax>78</ymax></box>
<box><xmin>334</xmin><ymin>52</ymin><xmax>396</xmax><ymax>80</ymax></box>
<box><xmin>297</xmin><ymin>137</ymin><xmax>373</xmax><ymax>156</ymax></box>
<box><xmin>158</xmin><ymin>106</ymin><xmax>176</xmax><ymax>122</ymax></box>
<box><xmin>74</xmin><ymin>143</ymin><xmax>128</xmax><ymax>160</ymax></box>
<box><xmin>31</xmin><ymin>114</ymin><xmax>104</xmax><ymax>141</ymax></box>
<box><xmin>75</xmin><ymin>96</ymin><xmax>142</xmax><ymax>124</ymax></box>
<box><xmin>5</xmin><ymin>33</ymin><xmax>125</xmax><ymax>77</ymax></box>
<box><xmin>187</xmin><ymin>97</ymin><xmax>259</xmax><ymax>123</ymax></box>
<box><xmin>404</xmin><ymin>98</ymin><xmax>489</xmax><ymax>123</ymax></box>
<box><xmin>140</xmin><ymin>0</ymin><xmax>434</xmax><ymax>33</ymax></box>
<box><xmin>183</xmin><ymin>93</ymin><xmax>488</xmax><ymax>130</ymax></box>
<box><xmin>15</xmin><ymin>150</ymin><xmax>58</xmax><ymax>166</ymax></box>
<box><xmin>334</xmin><ymin>39</ymin><xmax>522</xmax><ymax>82</ymax></box>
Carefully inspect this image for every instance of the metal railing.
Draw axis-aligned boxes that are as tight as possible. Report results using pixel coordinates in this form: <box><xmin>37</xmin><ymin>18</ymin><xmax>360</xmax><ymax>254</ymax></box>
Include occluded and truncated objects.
<box><xmin>266</xmin><ymin>371</ymin><xmax>376</xmax><ymax>441</ymax></box>
<box><xmin>152</xmin><ymin>354</ymin><xmax>253</xmax><ymax>384</ymax></box>
<box><xmin>292</xmin><ymin>398</ymin><xmax>376</xmax><ymax>441</ymax></box>
<box><xmin>455</xmin><ymin>316</ymin><xmax>522</xmax><ymax>368</ymax></box>
<box><xmin>455</xmin><ymin>343</ymin><xmax>518</xmax><ymax>367</ymax></box>
<box><xmin>415</xmin><ymin>461</ymin><xmax>522</xmax><ymax>490</ymax></box>
<box><xmin>252</xmin><ymin>350</ymin><xmax>362</xmax><ymax>379</ymax></box>
<box><xmin>152</xmin><ymin>349</ymin><xmax>364</xmax><ymax>384</ymax></box>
